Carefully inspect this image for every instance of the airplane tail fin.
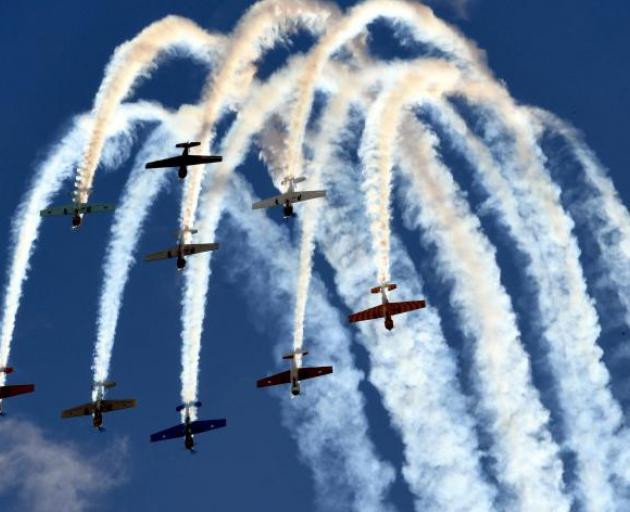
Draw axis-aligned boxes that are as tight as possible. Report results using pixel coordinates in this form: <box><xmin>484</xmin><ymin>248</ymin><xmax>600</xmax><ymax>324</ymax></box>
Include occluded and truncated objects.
<box><xmin>176</xmin><ymin>142</ymin><xmax>201</xmax><ymax>149</ymax></box>
<box><xmin>176</xmin><ymin>401</ymin><xmax>202</xmax><ymax>412</ymax></box>
<box><xmin>370</xmin><ymin>283</ymin><xmax>397</xmax><ymax>294</ymax></box>
<box><xmin>282</xmin><ymin>349</ymin><xmax>309</xmax><ymax>360</ymax></box>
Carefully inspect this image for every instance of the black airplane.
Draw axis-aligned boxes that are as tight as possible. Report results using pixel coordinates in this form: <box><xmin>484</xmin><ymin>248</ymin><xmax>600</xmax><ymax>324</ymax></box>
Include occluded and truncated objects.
<box><xmin>145</xmin><ymin>142</ymin><xmax>222</xmax><ymax>179</ymax></box>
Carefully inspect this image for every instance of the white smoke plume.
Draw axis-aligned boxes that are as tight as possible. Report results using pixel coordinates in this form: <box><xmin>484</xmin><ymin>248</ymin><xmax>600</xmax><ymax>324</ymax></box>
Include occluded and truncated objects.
<box><xmin>75</xmin><ymin>16</ymin><xmax>226</xmax><ymax>205</ymax></box>
<box><xmin>179</xmin><ymin>0</ymin><xmax>338</xmax><ymax>240</ymax></box>
<box><xmin>0</xmin><ymin>102</ymin><xmax>167</xmax><ymax>388</ymax></box>
<box><xmin>396</xmin><ymin>115</ymin><xmax>569</xmax><ymax>510</ymax></box>
<box><xmin>223</xmin><ymin>175</ymin><xmax>397</xmax><ymax>512</ymax></box>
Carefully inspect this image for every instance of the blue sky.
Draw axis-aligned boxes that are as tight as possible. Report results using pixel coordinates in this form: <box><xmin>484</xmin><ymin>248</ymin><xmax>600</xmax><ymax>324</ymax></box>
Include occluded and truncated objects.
<box><xmin>0</xmin><ymin>1</ymin><xmax>629</xmax><ymax>511</ymax></box>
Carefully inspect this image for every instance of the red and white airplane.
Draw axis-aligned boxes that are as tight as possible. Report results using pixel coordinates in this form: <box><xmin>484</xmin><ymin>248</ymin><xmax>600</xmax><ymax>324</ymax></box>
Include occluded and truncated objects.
<box><xmin>348</xmin><ymin>283</ymin><xmax>426</xmax><ymax>331</ymax></box>
<box><xmin>257</xmin><ymin>348</ymin><xmax>332</xmax><ymax>397</ymax></box>
<box><xmin>0</xmin><ymin>367</ymin><xmax>34</xmax><ymax>415</ymax></box>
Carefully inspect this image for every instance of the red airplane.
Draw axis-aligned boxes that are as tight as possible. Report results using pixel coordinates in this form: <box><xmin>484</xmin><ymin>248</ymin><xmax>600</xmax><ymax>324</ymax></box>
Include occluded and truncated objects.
<box><xmin>348</xmin><ymin>283</ymin><xmax>426</xmax><ymax>331</ymax></box>
<box><xmin>257</xmin><ymin>348</ymin><xmax>332</xmax><ymax>397</ymax></box>
<box><xmin>0</xmin><ymin>367</ymin><xmax>35</xmax><ymax>415</ymax></box>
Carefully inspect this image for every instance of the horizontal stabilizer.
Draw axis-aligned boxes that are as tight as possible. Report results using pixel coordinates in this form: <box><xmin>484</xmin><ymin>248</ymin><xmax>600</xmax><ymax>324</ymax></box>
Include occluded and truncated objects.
<box><xmin>176</xmin><ymin>142</ymin><xmax>201</xmax><ymax>149</ymax></box>
<box><xmin>176</xmin><ymin>401</ymin><xmax>202</xmax><ymax>412</ymax></box>
<box><xmin>370</xmin><ymin>283</ymin><xmax>397</xmax><ymax>294</ymax></box>
<box><xmin>0</xmin><ymin>384</ymin><xmax>34</xmax><ymax>399</ymax></box>
<box><xmin>93</xmin><ymin>380</ymin><xmax>116</xmax><ymax>389</ymax></box>
<box><xmin>282</xmin><ymin>350</ymin><xmax>308</xmax><ymax>360</ymax></box>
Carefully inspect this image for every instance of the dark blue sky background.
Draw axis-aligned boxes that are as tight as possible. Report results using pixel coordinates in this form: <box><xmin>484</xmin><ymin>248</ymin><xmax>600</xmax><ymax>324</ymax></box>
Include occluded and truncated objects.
<box><xmin>0</xmin><ymin>1</ymin><xmax>629</xmax><ymax>511</ymax></box>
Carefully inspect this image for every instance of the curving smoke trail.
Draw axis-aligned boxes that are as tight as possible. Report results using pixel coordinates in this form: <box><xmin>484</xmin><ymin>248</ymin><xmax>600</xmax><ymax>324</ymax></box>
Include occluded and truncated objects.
<box><xmin>309</xmin><ymin>144</ymin><xmax>497</xmax><ymax>510</ymax></box>
<box><xmin>285</xmin><ymin>0</ymin><xmax>490</xmax><ymax>365</ymax></box>
<box><xmin>222</xmin><ymin>174</ymin><xmax>397</xmax><ymax>512</ymax></box>
<box><xmin>74</xmin><ymin>16</ymin><xmax>226</xmax><ymax>205</ymax></box>
<box><xmin>449</xmin><ymin>81</ymin><xmax>630</xmax><ymax>509</ymax></box>
<box><xmin>179</xmin><ymin>0</ymin><xmax>338</xmax><ymax>239</ymax></box>
<box><xmin>180</xmin><ymin>57</ymin><xmax>307</xmax><ymax>415</ymax></box>
<box><xmin>396</xmin><ymin>115</ymin><xmax>568</xmax><ymax>510</ymax></box>
<box><xmin>530</xmin><ymin>108</ymin><xmax>630</xmax><ymax>331</ymax></box>
<box><xmin>0</xmin><ymin>102</ymin><xmax>168</xmax><ymax>388</ymax></box>
<box><xmin>282</xmin><ymin>0</ymin><xmax>486</xmax><ymax>182</ymax></box>
<box><xmin>91</xmin><ymin>125</ymin><xmax>172</xmax><ymax>391</ymax></box>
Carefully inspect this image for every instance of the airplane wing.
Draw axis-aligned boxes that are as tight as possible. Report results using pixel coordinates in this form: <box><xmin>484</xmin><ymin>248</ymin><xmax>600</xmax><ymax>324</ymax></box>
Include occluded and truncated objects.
<box><xmin>100</xmin><ymin>399</ymin><xmax>137</xmax><ymax>413</ymax></box>
<box><xmin>40</xmin><ymin>203</ymin><xmax>115</xmax><ymax>217</ymax></box>
<box><xmin>0</xmin><ymin>384</ymin><xmax>34</xmax><ymax>399</ymax></box>
<box><xmin>256</xmin><ymin>370</ymin><xmax>291</xmax><ymax>388</ymax></box>
<box><xmin>181</xmin><ymin>243</ymin><xmax>220</xmax><ymax>256</ymax></box>
<box><xmin>348</xmin><ymin>304</ymin><xmax>386</xmax><ymax>323</ymax></box>
<box><xmin>61</xmin><ymin>402</ymin><xmax>95</xmax><ymax>418</ymax></box>
<box><xmin>297</xmin><ymin>367</ymin><xmax>333</xmax><ymax>381</ymax></box>
<box><xmin>190</xmin><ymin>419</ymin><xmax>227</xmax><ymax>435</ymax></box>
<box><xmin>387</xmin><ymin>300</ymin><xmax>426</xmax><ymax>316</ymax></box>
<box><xmin>251</xmin><ymin>193</ymin><xmax>289</xmax><ymax>210</ymax></box>
<box><xmin>144</xmin><ymin>246</ymin><xmax>180</xmax><ymax>262</ymax></box>
<box><xmin>287</xmin><ymin>190</ymin><xmax>326</xmax><ymax>205</ymax></box>
<box><xmin>145</xmin><ymin>155</ymin><xmax>222</xmax><ymax>169</ymax></box>
<box><xmin>150</xmin><ymin>423</ymin><xmax>186</xmax><ymax>442</ymax></box>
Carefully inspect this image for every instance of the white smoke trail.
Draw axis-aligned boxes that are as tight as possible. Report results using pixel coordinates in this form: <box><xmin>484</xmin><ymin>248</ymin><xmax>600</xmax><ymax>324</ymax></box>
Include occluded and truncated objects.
<box><xmin>449</xmin><ymin>82</ymin><xmax>630</xmax><ymax>509</ymax></box>
<box><xmin>396</xmin><ymin>114</ymin><xmax>569</xmax><ymax>510</ymax></box>
<box><xmin>282</xmin><ymin>0</ymin><xmax>486</xmax><ymax>183</ymax></box>
<box><xmin>308</xmin><ymin>143</ymin><xmax>497</xmax><ymax>511</ymax></box>
<box><xmin>530</xmin><ymin>108</ymin><xmax>630</xmax><ymax>329</ymax></box>
<box><xmin>92</xmin><ymin>105</ymin><xmax>206</xmax><ymax>393</ymax></box>
<box><xmin>92</xmin><ymin>130</ymin><xmax>170</xmax><ymax>390</ymax></box>
<box><xmin>180</xmin><ymin>56</ymin><xmax>308</xmax><ymax>416</ymax></box>
<box><xmin>222</xmin><ymin>174</ymin><xmax>397</xmax><ymax>512</ymax></box>
<box><xmin>179</xmin><ymin>0</ymin><xmax>337</xmax><ymax>240</ymax></box>
<box><xmin>0</xmin><ymin>102</ymin><xmax>168</xmax><ymax>388</ymax></box>
<box><xmin>75</xmin><ymin>16</ymin><xmax>226</xmax><ymax>204</ymax></box>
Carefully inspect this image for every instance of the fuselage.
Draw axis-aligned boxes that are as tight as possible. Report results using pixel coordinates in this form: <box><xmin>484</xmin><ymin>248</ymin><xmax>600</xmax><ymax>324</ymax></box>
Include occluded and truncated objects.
<box><xmin>289</xmin><ymin>356</ymin><xmax>301</xmax><ymax>396</ymax></box>
<box><xmin>381</xmin><ymin>289</ymin><xmax>394</xmax><ymax>331</ymax></box>
<box><xmin>184</xmin><ymin>415</ymin><xmax>195</xmax><ymax>450</ymax></box>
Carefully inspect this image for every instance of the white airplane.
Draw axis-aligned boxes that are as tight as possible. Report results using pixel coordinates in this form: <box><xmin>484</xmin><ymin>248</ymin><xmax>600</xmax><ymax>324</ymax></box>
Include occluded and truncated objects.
<box><xmin>348</xmin><ymin>283</ymin><xmax>426</xmax><ymax>331</ymax></box>
<box><xmin>144</xmin><ymin>227</ymin><xmax>219</xmax><ymax>271</ymax></box>
<box><xmin>40</xmin><ymin>188</ymin><xmax>115</xmax><ymax>230</ymax></box>
<box><xmin>252</xmin><ymin>176</ymin><xmax>326</xmax><ymax>218</ymax></box>
<box><xmin>61</xmin><ymin>380</ymin><xmax>136</xmax><ymax>431</ymax></box>
<box><xmin>257</xmin><ymin>348</ymin><xmax>332</xmax><ymax>397</ymax></box>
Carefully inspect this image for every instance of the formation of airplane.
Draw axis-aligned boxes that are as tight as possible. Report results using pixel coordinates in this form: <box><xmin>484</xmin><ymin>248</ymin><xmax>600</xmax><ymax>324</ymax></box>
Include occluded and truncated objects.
<box><xmin>144</xmin><ymin>227</ymin><xmax>219</xmax><ymax>271</ymax></box>
<box><xmin>40</xmin><ymin>189</ymin><xmax>115</xmax><ymax>230</ymax></box>
<box><xmin>150</xmin><ymin>402</ymin><xmax>226</xmax><ymax>452</ymax></box>
<box><xmin>32</xmin><ymin>140</ymin><xmax>428</xmax><ymax>453</ymax></box>
<box><xmin>0</xmin><ymin>367</ymin><xmax>34</xmax><ymax>415</ymax></box>
<box><xmin>349</xmin><ymin>283</ymin><xmax>426</xmax><ymax>331</ymax></box>
<box><xmin>252</xmin><ymin>176</ymin><xmax>326</xmax><ymax>218</ymax></box>
<box><xmin>145</xmin><ymin>141</ymin><xmax>222</xmax><ymax>180</ymax></box>
<box><xmin>257</xmin><ymin>348</ymin><xmax>333</xmax><ymax>397</ymax></box>
<box><xmin>60</xmin><ymin>381</ymin><xmax>136</xmax><ymax>431</ymax></box>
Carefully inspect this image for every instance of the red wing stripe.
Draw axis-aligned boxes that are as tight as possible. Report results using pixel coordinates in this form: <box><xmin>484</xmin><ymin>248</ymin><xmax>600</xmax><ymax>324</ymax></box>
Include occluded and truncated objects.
<box><xmin>348</xmin><ymin>305</ymin><xmax>385</xmax><ymax>323</ymax></box>
<box><xmin>388</xmin><ymin>300</ymin><xmax>426</xmax><ymax>316</ymax></box>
